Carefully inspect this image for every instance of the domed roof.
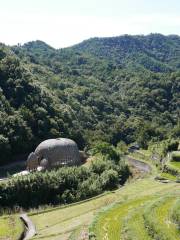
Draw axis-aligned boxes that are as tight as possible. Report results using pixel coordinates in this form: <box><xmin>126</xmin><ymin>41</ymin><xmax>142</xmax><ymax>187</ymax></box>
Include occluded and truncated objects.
<box><xmin>34</xmin><ymin>138</ymin><xmax>80</xmax><ymax>167</ymax></box>
<box><xmin>35</xmin><ymin>138</ymin><xmax>78</xmax><ymax>152</ymax></box>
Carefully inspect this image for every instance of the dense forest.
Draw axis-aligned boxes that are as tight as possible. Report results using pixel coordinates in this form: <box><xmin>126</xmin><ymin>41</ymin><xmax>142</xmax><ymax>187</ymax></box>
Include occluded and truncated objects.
<box><xmin>0</xmin><ymin>34</ymin><xmax>180</xmax><ymax>165</ymax></box>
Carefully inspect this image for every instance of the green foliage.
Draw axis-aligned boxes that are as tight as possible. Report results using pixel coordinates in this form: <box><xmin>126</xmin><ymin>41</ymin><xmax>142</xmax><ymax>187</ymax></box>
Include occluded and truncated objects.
<box><xmin>0</xmin><ymin>215</ymin><xmax>23</xmax><ymax>240</ymax></box>
<box><xmin>135</xmin><ymin>122</ymin><xmax>165</xmax><ymax>149</ymax></box>
<box><xmin>149</xmin><ymin>139</ymin><xmax>180</xmax><ymax>162</ymax></box>
<box><xmin>171</xmin><ymin>199</ymin><xmax>180</xmax><ymax>228</ymax></box>
<box><xmin>0</xmin><ymin>34</ymin><xmax>180</xmax><ymax>165</ymax></box>
<box><xmin>100</xmin><ymin>169</ymin><xmax>119</xmax><ymax>190</ymax></box>
<box><xmin>0</xmin><ymin>135</ymin><xmax>11</xmax><ymax>164</ymax></box>
<box><xmin>91</xmin><ymin>142</ymin><xmax>120</xmax><ymax>162</ymax></box>
<box><xmin>116</xmin><ymin>141</ymin><xmax>128</xmax><ymax>154</ymax></box>
<box><xmin>0</xmin><ymin>156</ymin><xmax>129</xmax><ymax>208</ymax></box>
<box><xmin>0</xmin><ymin>48</ymin><xmax>86</xmax><ymax>165</ymax></box>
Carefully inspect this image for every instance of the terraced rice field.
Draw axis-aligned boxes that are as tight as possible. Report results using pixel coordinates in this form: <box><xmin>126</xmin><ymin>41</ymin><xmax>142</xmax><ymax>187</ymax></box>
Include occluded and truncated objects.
<box><xmin>27</xmin><ymin>177</ymin><xmax>179</xmax><ymax>240</ymax></box>
<box><xmin>0</xmin><ymin>214</ymin><xmax>23</xmax><ymax>240</ymax></box>
<box><xmin>169</xmin><ymin>161</ymin><xmax>180</xmax><ymax>171</ymax></box>
<box><xmin>90</xmin><ymin>183</ymin><xmax>179</xmax><ymax>240</ymax></box>
<box><xmin>160</xmin><ymin>172</ymin><xmax>178</xmax><ymax>181</ymax></box>
<box><xmin>161</xmin><ymin>160</ymin><xmax>180</xmax><ymax>181</ymax></box>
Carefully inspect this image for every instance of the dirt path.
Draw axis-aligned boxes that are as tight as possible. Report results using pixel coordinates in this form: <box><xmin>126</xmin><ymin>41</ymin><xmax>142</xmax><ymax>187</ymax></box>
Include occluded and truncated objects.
<box><xmin>126</xmin><ymin>156</ymin><xmax>152</xmax><ymax>173</ymax></box>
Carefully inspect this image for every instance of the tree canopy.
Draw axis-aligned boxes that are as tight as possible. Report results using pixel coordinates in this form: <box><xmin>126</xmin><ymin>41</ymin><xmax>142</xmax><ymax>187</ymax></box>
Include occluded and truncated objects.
<box><xmin>0</xmin><ymin>34</ymin><xmax>180</xmax><ymax>165</ymax></box>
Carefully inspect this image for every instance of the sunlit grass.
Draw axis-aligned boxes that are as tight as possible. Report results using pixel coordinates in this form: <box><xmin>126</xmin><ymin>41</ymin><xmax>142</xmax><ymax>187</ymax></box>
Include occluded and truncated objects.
<box><xmin>143</xmin><ymin>196</ymin><xmax>180</xmax><ymax>240</ymax></box>
<box><xmin>122</xmin><ymin>202</ymin><xmax>153</xmax><ymax>240</ymax></box>
<box><xmin>0</xmin><ymin>214</ymin><xmax>23</xmax><ymax>240</ymax></box>
<box><xmin>160</xmin><ymin>172</ymin><xmax>177</xmax><ymax>181</ymax></box>
<box><xmin>90</xmin><ymin>183</ymin><xmax>179</xmax><ymax>240</ymax></box>
<box><xmin>169</xmin><ymin>161</ymin><xmax>180</xmax><ymax>170</ymax></box>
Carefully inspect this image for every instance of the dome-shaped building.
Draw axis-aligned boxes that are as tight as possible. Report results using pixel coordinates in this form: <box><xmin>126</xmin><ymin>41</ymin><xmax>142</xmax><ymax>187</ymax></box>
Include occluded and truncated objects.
<box><xmin>27</xmin><ymin>138</ymin><xmax>81</xmax><ymax>170</ymax></box>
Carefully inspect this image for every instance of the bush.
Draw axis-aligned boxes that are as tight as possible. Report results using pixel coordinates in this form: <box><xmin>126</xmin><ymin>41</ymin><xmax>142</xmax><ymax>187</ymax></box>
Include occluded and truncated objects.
<box><xmin>91</xmin><ymin>141</ymin><xmax>120</xmax><ymax>163</ymax></box>
<box><xmin>0</xmin><ymin>158</ymin><xmax>130</xmax><ymax>209</ymax></box>
<box><xmin>90</xmin><ymin>158</ymin><xmax>107</xmax><ymax>175</ymax></box>
<box><xmin>100</xmin><ymin>169</ymin><xmax>119</xmax><ymax>190</ymax></box>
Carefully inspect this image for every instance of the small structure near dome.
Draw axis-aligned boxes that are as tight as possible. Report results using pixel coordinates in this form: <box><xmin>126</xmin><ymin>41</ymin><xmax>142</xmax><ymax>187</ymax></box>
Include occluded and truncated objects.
<box><xmin>27</xmin><ymin>138</ymin><xmax>83</xmax><ymax>171</ymax></box>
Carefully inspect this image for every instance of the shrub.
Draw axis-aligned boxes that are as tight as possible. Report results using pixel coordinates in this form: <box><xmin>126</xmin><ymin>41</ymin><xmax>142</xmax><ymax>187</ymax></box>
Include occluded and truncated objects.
<box><xmin>90</xmin><ymin>158</ymin><xmax>107</xmax><ymax>175</ymax></box>
<box><xmin>0</xmin><ymin>160</ymin><xmax>130</xmax><ymax>209</ymax></box>
<box><xmin>91</xmin><ymin>141</ymin><xmax>120</xmax><ymax>163</ymax></box>
<box><xmin>100</xmin><ymin>169</ymin><xmax>119</xmax><ymax>190</ymax></box>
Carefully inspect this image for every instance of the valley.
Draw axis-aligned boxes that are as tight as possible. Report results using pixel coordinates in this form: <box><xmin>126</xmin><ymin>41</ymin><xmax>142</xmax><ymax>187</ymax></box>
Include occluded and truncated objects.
<box><xmin>0</xmin><ymin>34</ymin><xmax>179</xmax><ymax>239</ymax></box>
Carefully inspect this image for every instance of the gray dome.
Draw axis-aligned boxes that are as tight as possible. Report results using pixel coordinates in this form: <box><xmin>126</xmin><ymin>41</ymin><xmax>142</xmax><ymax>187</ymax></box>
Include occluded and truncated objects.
<box><xmin>35</xmin><ymin>138</ymin><xmax>78</xmax><ymax>151</ymax></box>
<box><xmin>35</xmin><ymin>138</ymin><xmax>80</xmax><ymax>167</ymax></box>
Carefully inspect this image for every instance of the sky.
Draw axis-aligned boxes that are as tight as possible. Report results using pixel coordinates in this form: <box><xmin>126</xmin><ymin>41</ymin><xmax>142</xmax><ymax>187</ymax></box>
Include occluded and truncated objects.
<box><xmin>1</xmin><ymin>0</ymin><xmax>180</xmax><ymax>48</ymax></box>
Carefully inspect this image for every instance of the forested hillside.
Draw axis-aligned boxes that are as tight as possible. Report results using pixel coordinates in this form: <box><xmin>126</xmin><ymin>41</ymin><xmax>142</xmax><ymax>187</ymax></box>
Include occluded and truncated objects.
<box><xmin>0</xmin><ymin>34</ymin><xmax>180</xmax><ymax>165</ymax></box>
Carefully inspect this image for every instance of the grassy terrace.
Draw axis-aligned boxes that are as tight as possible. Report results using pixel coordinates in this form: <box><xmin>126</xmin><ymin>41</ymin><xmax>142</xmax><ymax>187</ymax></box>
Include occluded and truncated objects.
<box><xmin>0</xmin><ymin>214</ymin><xmax>23</xmax><ymax>240</ymax></box>
<box><xmin>30</xmin><ymin>192</ymin><xmax>118</xmax><ymax>240</ymax></box>
<box><xmin>160</xmin><ymin>172</ymin><xmax>177</xmax><ymax>181</ymax></box>
<box><xmin>90</xmin><ymin>182</ymin><xmax>179</xmax><ymax>240</ymax></box>
<box><xmin>161</xmin><ymin>160</ymin><xmax>180</xmax><ymax>181</ymax></box>
<box><xmin>171</xmin><ymin>199</ymin><xmax>180</xmax><ymax>228</ymax></box>
<box><xmin>169</xmin><ymin>161</ymin><xmax>180</xmax><ymax>171</ymax></box>
<box><xmin>28</xmin><ymin>178</ymin><xmax>179</xmax><ymax>240</ymax></box>
<box><xmin>122</xmin><ymin>201</ymin><xmax>153</xmax><ymax>240</ymax></box>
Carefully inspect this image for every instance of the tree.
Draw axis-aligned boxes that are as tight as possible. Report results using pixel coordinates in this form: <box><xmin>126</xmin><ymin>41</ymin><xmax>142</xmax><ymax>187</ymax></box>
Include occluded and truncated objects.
<box><xmin>0</xmin><ymin>135</ymin><xmax>11</xmax><ymax>164</ymax></box>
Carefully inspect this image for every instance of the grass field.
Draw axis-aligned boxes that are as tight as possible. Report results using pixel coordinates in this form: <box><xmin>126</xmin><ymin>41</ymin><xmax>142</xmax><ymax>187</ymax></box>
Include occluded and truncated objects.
<box><xmin>0</xmin><ymin>214</ymin><xmax>23</xmax><ymax>240</ymax></box>
<box><xmin>90</xmin><ymin>182</ymin><xmax>179</xmax><ymax>240</ymax></box>
<box><xmin>143</xmin><ymin>196</ymin><xmax>179</xmax><ymax>240</ymax></box>
<box><xmin>160</xmin><ymin>172</ymin><xmax>178</xmax><ymax>181</ymax></box>
<box><xmin>27</xmin><ymin>178</ymin><xmax>179</xmax><ymax>240</ymax></box>
<box><xmin>169</xmin><ymin>161</ymin><xmax>180</xmax><ymax>171</ymax></box>
<box><xmin>30</xmin><ymin>192</ymin><xmax>118</xmax><ymax>240</ymax></box>
<box><xmin>0</xmin><ymin>151</ymin><xmax>179</xmax><ymax>240</ymax></box>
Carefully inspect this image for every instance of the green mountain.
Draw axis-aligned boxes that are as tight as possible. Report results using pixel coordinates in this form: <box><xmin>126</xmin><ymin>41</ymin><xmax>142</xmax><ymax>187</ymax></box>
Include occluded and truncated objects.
<box><xmin>0</xmin><ymin>34</ymin><xmax>180</xmax><ymax>165</ymax></box>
